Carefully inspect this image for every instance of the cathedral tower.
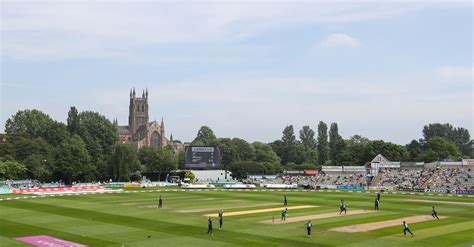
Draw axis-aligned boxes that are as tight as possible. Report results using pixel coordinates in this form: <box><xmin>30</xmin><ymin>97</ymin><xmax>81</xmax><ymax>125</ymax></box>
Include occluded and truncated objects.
<box><xmin>128</xmin><ymin>87</ymin><xmax>149</xmax><ymax>134</ymax></box>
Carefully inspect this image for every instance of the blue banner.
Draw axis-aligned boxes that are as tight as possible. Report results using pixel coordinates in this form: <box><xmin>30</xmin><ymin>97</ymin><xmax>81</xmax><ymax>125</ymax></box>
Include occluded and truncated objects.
<box><xmin>0</xmin><ymin>187</ymin><xmax>12</xmax><ymax>194</ymax></box>
<box><xmin>336</xmin><ymin>185</ymin><xmax>365</xmax><ymax>190</ymax></box>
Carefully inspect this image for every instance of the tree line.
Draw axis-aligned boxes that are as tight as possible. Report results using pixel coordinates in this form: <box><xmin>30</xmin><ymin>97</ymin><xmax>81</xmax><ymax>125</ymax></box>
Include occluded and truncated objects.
<box><xmin>0</xmin><ymin>108</ymin><xmax>472</xmax><ymax>182</ymax></box>
<box><xmin>189</xmin><ymin>122</ymin><xmax>471</xmax><ymax>179</ymax></box>
<box><xmin>0</xmin><ymin>108</ymin><xmax>177</xmax><ymax>183</ymax></box>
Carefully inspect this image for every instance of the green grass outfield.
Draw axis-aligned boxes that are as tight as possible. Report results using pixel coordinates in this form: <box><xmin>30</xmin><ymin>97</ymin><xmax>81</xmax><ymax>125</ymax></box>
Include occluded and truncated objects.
<box><xmin>0</xmin><ymin>189</ymin><xmax>473</xmax><ymax>246</ymax></box>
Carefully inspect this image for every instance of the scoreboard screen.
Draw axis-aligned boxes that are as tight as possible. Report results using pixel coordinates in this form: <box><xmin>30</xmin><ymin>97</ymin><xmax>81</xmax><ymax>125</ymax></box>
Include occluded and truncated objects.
<box><xmin>184</xmin><ymin>146</ymin><xmax>221</xmax><ymax>169</ymax></box>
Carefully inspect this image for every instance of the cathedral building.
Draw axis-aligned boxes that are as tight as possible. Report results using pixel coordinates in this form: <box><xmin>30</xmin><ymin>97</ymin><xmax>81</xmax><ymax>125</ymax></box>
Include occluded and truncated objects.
<box><xmin>115</xmin><ymin>88</ymin><xmax>183</xmax><ymax>150</ymax></box>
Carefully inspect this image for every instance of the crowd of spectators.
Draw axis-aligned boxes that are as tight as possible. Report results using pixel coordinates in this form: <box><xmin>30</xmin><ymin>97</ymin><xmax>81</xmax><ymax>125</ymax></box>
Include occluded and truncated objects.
<box><xmin>281</xmin><ymin>175</ymin><xmax>320</xmax><ymax>187</ymax></box>
<box><xmin>377</xmin><ymin>168</ymin><xmax>434</xmax><ymax>189</ymax></box>
<box><xmin>426</xmin><ymin>168</ymin><xmax>472</xmax><ymax>191</ymax></box>
<box><xmin>318</xmin><ymin>172</ymin><xmax>365</xmax><ymax>186</ymax></box>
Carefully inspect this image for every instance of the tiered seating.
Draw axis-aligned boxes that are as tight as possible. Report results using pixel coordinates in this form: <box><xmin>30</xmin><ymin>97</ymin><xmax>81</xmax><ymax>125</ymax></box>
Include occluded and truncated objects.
<box><xmin>426</xmin><ymin>168</ymin><xmax>472</xmax><ymax>191</ymax></box>
<box><xmin>376</xmin><ymin>168</ymin><xmax>434</xmax><ymax>189</ymax></box>
<box><xmin>318</xmin><ymin>172</ymin><xmax>365</xmax><ymax>186</ymax></box>
<box><xmin>281</xmin><ymin>175</ymin><xmax>321</xmax><ymax>187</ymax></box>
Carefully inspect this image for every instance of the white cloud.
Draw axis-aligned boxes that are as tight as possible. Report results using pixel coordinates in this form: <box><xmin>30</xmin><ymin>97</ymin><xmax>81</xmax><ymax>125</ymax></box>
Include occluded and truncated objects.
<box><xmin>319</xmin><ymin>33</ymin><xmax>360</xmax><ymax>48</ymax></box>
<box><xmin>437</xmin><ymin>66</ymin><xmax>473</xmax><ymax>80</ymax></box>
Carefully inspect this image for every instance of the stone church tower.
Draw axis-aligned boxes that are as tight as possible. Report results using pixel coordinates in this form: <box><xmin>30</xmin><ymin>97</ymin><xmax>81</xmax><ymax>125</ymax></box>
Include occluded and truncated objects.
<box><xmin>128</xmin><ymin>88</ymin><xmax>149</xmax><ymax>134</ymax></box>
<box><xmin>116</xmin><ymin>88</ymin><xmax>182</xmax><ymax>150</ymax></box>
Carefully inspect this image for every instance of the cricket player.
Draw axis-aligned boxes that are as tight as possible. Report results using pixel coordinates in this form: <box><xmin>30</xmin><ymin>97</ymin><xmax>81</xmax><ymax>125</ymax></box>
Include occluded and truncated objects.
<box><xmin>158</xmin><ymin>196</ymin><xmax>163</xmax><ymax>208</ymax></box>
<box><xmin>284</xmin><ymin>195</ymin><xmax>288</xmax><ymax>206</ymax></box>
<box><xmin>218</xmin><ymin>209</ymin><xmax>224</xmax><ymax>230</ymax></box>
<box><xmin>431</xmin><ymin>206</ymin><xmax>439</xmax><ymax>219</ymax></box>
<box><xmin>339</xmin><ymin>200</ymin><xmax>347</xmax><ymax>215</ymax></box>
<box><xmin>377</xmin><ymin>191</ymin><xmax>381</xmax><ymax>202</ymax></box>
<box><xmin>374</xmin><ymin>198</ymin><xmax>379</xmax><ymax>210</ymax></box>
<box><xmin>403</xmin><ymin>221</ymin><xmax>414</xmax><ymax>237</ymax></box>
<box><xmin>306</xmin><ymin>220</ymin><xmax>313</xmax><ymax>237</ymax></box>
<box><xmin>281</xmin><ymin>208</ymin><xmax>288</xmax><ymax>221</ymax></box>
<box><xmin>207</xmin><ymin>217</ymin><xmax>213</xmax><ymax>235</ymax></box>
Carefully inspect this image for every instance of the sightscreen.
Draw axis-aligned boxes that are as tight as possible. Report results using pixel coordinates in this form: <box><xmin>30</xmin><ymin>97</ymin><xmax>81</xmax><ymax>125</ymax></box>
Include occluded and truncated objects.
<box><xmin>184</xmin><ymin>146</ymin><xmax>221</xmax><ymax>169</ymax></box>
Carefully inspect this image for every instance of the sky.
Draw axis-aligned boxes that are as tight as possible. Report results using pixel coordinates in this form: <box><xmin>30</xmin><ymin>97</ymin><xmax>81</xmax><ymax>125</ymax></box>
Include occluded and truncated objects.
<box><xmin>1</xmin><ymin>0</ymin><xmax>473</xmax><ymax>145</ymax></box>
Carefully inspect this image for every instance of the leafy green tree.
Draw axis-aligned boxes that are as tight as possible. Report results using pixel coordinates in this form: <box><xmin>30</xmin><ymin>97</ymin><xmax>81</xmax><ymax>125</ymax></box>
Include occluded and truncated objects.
<box><xmin>417</xmin><ymin>137</ymin><xmax>461</xmax><ymax>162</ymax></box>
<box><xmin>317</xmin><ymin>121</ymin><xmax>329</xmax><ymax>165</ymax></box>
<box><xmin>23</xmin><ymin>154</ymin><xmax>52</xmax><ymax>181</ymax></box>
<box><xmin>176</xmin><ymin>149</ymin><xmax>186</xmax><ymax>169</ymax></box>
<box><xmin>0</xmin><ymin>160</ymin><xmax>27</xmax><ymax>180</ymax></box>
<box><xmin>406</xmin><ymin>140</ymin><xmax>423</xmax><ymax>161</ymax></box>
<box><xmin>67</xmin><ymin>106</ymin><xmax>80</xmax><ymax>135</ymax></box>
<box><xmin>53</xmin><ymin>135</ymin><xmax>93</xmax><ymax>184</ymax></box>
<box><xmin>109</xmin><ymin>144</ymin><xmax>140</xmax><ymax>181</ymax></box>
<box><xmin>367</xmin><ymin>140</ymin><xmax>409</xmax><ymax>162</ymax></box>
<box><xmin>231</xmin><ymin>138</ymin><xmax>255</xmax><ymax>161</ymax></box>
<box><xmin>281</xmin><ymin>125</ymin><xmax>297</xmax><ymax>165</ymax></box>
<box><xmin>329</xmin><ymin>123</ymin><xmax>345</xmax><ymax>165</ymax></box>
<box><xmin>252</xmin><ymin>142</ymin><xmax>280</xmax><ymax>163</ymax></box>
<box><xmin>422</xmin><ymin>123</ymin><xmax>470</xmax><ymax>145</ymax></box>
<box><xmin>0</xmin><ymin>135</ymin><xmax>53</xmax><ymax>181</ymax></box>
<box><xmin>219</xmin><ymin>138</ymin><xmax>239</xmax><ymax>168</ymax></box>
<box><xmin>76</xmin><ymin>111</ymin><xmax>118</xmax><ymax>179</ymax></box>
<box><xmin>5</xmin><ymin>109</ymin><xmax>54</xmax><ymax>140</ymax></box>
<box><xmin>5</xmin><ymin>109</ymin><xmax>68</xmax><ymax>147</ymax></box>
<box><xmin>192</xmin><ymin>126</ymin><xmax>218</xmax><ymax>146</ymax></box>
<box><xmin>300</xmin><ymin>126</ymin><xmax>316</xmax><ymax>149</ymax></box>
<box><xmin>339</xmin><ymin>135</ymin><xmax>371</xmax><ymax>165</ymax></box>
<box><xmin>298</xmin><ymin>125</ymin><xmax>318</xmax><ymax>165</ymax></box>
<box><xmin>139</xmin><ymin>146</ymin><xmax>177</xmax><ymax>180</ymax></box>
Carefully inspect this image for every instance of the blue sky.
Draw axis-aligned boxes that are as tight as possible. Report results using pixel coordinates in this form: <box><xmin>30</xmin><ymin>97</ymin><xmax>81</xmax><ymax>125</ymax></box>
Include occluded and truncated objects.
<box><xmin>1</xmin><ymin>1</ymin><xmax>472</xmax><ymax>144</ymax></box>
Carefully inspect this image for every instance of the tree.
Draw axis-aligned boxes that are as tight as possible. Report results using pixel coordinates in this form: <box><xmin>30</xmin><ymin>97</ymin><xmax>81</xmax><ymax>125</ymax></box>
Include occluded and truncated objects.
<box><xmin>218</xmin><ymin>138</ymin><xmax>239</xmax><ymax>169</ymax></box>
<box><xmin>67</xmin><ymin>106</ymin><xmax>80</xmax><ymax>135</ymax></box>
<box><xmin>299</xmin><ymin>125</ymin><xmax>318</xmax><ymax>165</ymax></box>
<box><xmin>417</xmin><ymin>137</ymin><xmax>461</xmax><ymax>162</ymax></box>
<box><xmin>317</xmin><ymin>121</ymin><xmax>329</xmax><ymax>165</ymax></box>
<box><xmin>300</xmin><ymin>126</ymin><xmax>316</xmax><ymax>149</ymax></box>
<box><xmin>5</xmin><ymin>109</ymin><xmax>54</xmax><ymax>140</ymax></box>
<box><xmin>176</xmin><ymin>149</ymin><xmax>186</xmax><ymax>169</ymax></box>
<box><xmin>139</xmin><ymin>146</ymin><xmax>177</xmax><ymax>180</ymax></box>
<box><xmin>52</xmin><ymin>135</ymin><xmax>93</xmax><ymax>184</ymax></box>
<box><xmin>329</xmin><ymin>123</ymin><xmax>345</xmax><ymax>165</ymax></box>
<box><xmin>252</xmin><ymin>142</ymin><xmax>280</xmax><ymax>163</ymax></box>
<box><xmin>422</xmin><ymin>123</ymin><xmax>470</xmax><ymax>145</ymax></box>
<box><xmin>5</xmin><ymin>109</ymin><xmax>68</xmax><ymax>147</ymax></box>
<box><xmin>406</xmin><ymin>140</ymin><xmax>423</xmax><ymax>161</ymax></box>
<box><xmin>231</xmin><ymin>138</ymin><xmax>255</xmax><ymax>161</ymax></box>
<box><xmin>0</xmin><ymin>160</ymin><xmax>27</xmax><ymax>180</ymax></box>
<box><xmin>0</xmin><ymin>135</ymin><xmax>53</xmax><ymax>181</ymax></box>
<box><xmin>192</xmin><ymin>126</ymin><xmax>218</xmax><ymax>146</ymax></box>
<box><xmin>367</xmin><ymin>140</ymin><xmax>409</xmax><ymax>162</ymax></box>
<box><xmin>76</xmin><ymin>111</ymin><xmax>118</xmax><ymax>180</ymax></box>
<box><xmin>339</xmin><ymin>135</ymin><xmax>371</xmax><ymax>165</ymax></box>
<box><xmin>280</xmin><ymin>125</ymin><xmax>297</xmax><ymax>165</ymax></box>
<box><xmin>109</xmin><ymin>144</ymin><xmax>140</xmax><ymax>181</ymax></box>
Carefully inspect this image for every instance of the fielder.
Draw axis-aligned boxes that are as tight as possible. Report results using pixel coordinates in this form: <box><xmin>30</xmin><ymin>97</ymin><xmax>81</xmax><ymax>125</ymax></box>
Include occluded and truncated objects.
<box><xmin>339</xmin><ymin>199</ymin><xmax>347</xmax><ymax>215</ymax></box>
<box><xmin>374</xmin><ymin>198</ymin><xmax>379</xmax><ymax>210</ymax></box>
<box><xmin>306</xmin><ymin>220</ymin><xmax>313</xmax><ymax>237</ymax></box>
<box><xmin>207</xmin><ymin>217</ymin><xmax>213</xmax><ymax>235</ymax></box>
<box><xmin>283</xmin><ymin>195</ymin><xmax>288</xmax><ymax>206</ymax></box>
<box><xmin>158</xmin><ymin>196</ymin><xmax>163</xmax><ymax>208</ymax></box>
<box><xmin>403</xmin><ymin>221</ymin><xmax>414</xmax><ymax>237</ymax></box>
<box><xmin>431</xmin><ymin>206</ymin><xmax>439</xmax><ymax>219</ymax></box>
<box><xmin>218</xmin><ymin>209</ymin><xmax>224</xmax><ymax>230</ymax></box>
